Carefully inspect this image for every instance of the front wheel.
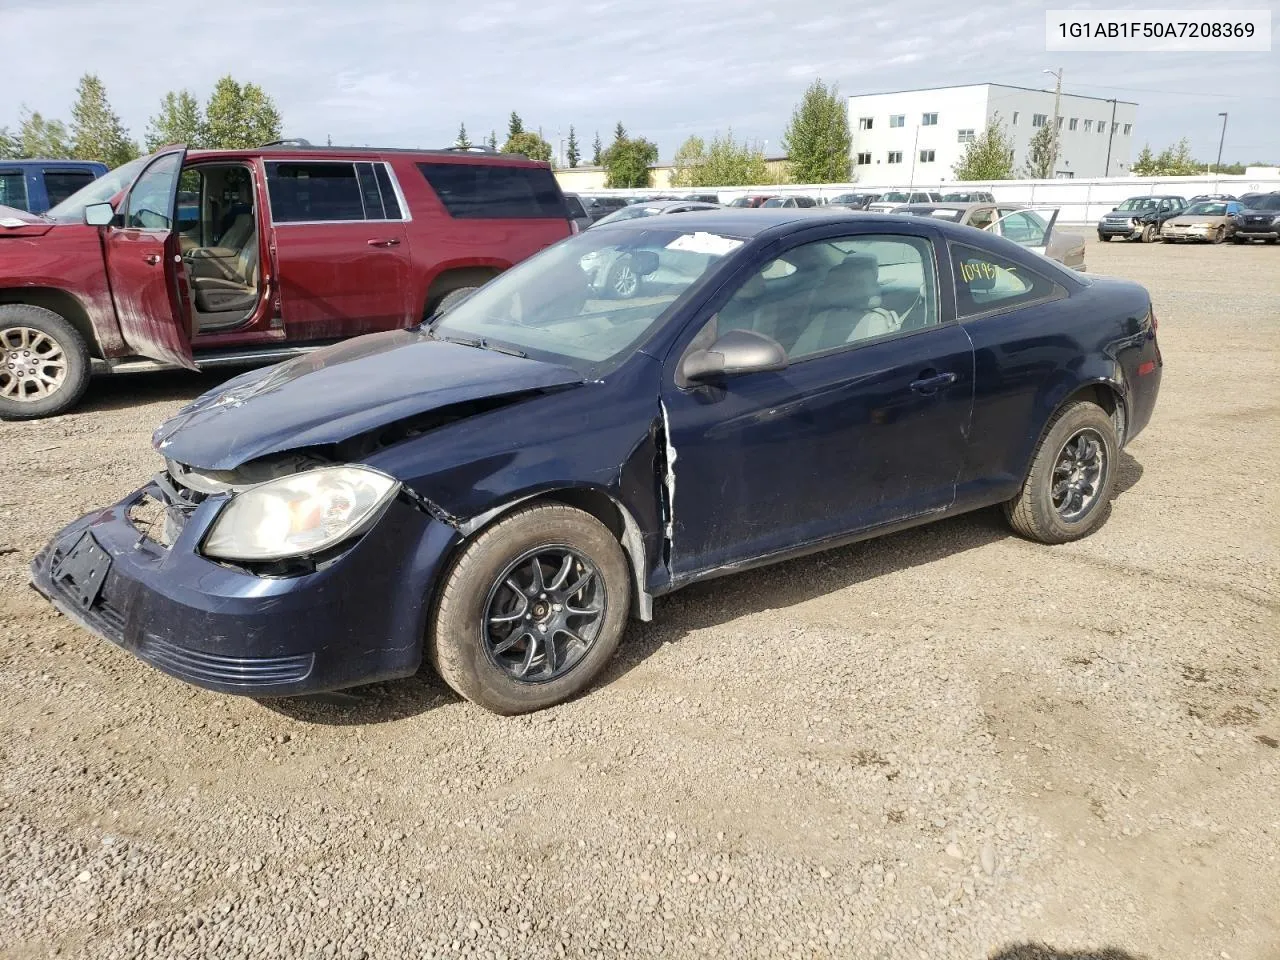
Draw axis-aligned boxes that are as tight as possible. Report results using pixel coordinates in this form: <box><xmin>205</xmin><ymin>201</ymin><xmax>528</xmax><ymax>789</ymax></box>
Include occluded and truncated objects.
<box><xmin>1004</xmin><ymin>401</ymin><xmax>1118</xmax><ymax>544</ymax></box>
<box><xmin>605</xmin><ymin>260</ymin><xmax>641</xmax><ymax>299</ymax></box>
<box><xmin>1141</xmin><ymin>224</ymin><xmax>1156</xmax><ymax>243</ymax></box>
<box><xmin>1212</xmin><ymin>226</ymin><xmax>1225</xmax><ymax>244</ymax></box>
<box><xmin>0</xmin><ymin>305</ymin><xmax>91</xmax><ymax>421</ymax></box>
<box><xmin>429</xmin><ymin>503</ymin><xmax>631</xmax><ymax>714</ymax></box>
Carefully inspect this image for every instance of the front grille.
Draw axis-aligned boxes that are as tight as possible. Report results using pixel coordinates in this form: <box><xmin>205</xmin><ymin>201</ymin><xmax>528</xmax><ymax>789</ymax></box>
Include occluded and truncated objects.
<box><xmin>136</xmin><ymin>635</ymin><xmax>315</xmax><ymax>687</ymax></box>
<box><xmin>126</xmin><ymin>473</ymin><xmax>206</xmax><ymax>547</ymax></box>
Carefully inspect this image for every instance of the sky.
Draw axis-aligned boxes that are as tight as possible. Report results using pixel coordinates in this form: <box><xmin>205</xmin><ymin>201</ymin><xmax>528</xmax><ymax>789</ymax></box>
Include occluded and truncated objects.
<box><xmin>4</xmin><ymin>0</ymin><xmax>1277</xmax><ymax>165</ymax></box>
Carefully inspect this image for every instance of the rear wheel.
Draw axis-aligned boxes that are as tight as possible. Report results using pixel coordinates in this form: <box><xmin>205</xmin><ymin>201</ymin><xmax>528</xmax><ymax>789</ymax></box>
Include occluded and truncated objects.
<box><xmin>0</xmin><ymin>305</ymin><xmax>91</xmax><ymax>421</ymax></box>
<box><xmin>1004</xmin><ymin>401</ymin><xmax>1118</xmax><ymax>544</ymax></box>
<box><xmin>429</xmin><ymin>503</ymin><xmax>631</xmax><ymax>714</ymax></box>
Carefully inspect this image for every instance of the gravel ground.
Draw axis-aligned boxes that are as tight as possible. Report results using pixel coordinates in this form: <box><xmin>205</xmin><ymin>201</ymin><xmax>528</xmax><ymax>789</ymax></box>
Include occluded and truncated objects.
<box><xmin>1</xmin><ymin>238</ymin><xmax>1277</xmax><ymax>960</ymax></box>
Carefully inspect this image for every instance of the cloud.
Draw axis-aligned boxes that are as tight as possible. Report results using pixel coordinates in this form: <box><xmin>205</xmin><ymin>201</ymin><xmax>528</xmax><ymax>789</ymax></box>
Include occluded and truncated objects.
<box><xmin>2</xmin><ymin>0</ymin><xmax>1275</xmax><ymax>163</ymax></box>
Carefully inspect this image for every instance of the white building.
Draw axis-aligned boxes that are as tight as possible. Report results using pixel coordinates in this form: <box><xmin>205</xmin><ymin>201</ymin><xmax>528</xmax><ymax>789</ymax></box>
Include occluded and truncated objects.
<box><xmin>846</xmin><ymin>83</ymin><xmax>1138</xmax><ymax>187</ymax></box>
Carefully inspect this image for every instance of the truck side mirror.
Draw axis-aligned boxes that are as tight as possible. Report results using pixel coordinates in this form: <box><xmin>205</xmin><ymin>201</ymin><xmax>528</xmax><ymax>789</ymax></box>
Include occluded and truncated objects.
<box><xmin>84</xmin><ymin>202</ymin><xmax>115</xmax><ymax>226</ymax></box>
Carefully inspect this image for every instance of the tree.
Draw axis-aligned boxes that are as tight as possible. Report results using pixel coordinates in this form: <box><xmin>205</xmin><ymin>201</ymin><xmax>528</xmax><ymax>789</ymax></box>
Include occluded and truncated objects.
<box><xmin>1130</xmin><ymin>144</ymin><xmax>1156</xmax><ymax>176</ymax></box>
<box><xmin>951</xmin><ymin>114</ymin><xmax>1016</xmax><ymax>181</ymax></box>
<box><xmin>70</xmin><ymin>74</ymin><xmax>138</xmax><ymax>167</ymax></box>
<box><xmin>454</xmin><ymin>122</ymin><xmax>472</xmax><ymax>149</ymax></box>
<box><xmin>18</xmin><ymin>109</ymin><xmax>72</xmax><ymax>159</ymax></box>
<box><xmin>508</xmin><ymin>112</ymin><xmax>524</xmax><ymax>139</ymax></box>
<box><xmin>592</xmin><ymin>131</ymin><xmax>602</xmax><ymax>165</ymax></box>
<box><xmin>203</xmin><ymin>76</ymin><xmax>282</xmax><ymax>149</ymax></box>
<box><xmin>1131</xmin><ymin>138</ymin><xmax>1199</xmax><ymax>176</ymax></box>
<box><xmin>613</xmin><ymin>121</ymin><xmax>626</xmax><ymax>143</ymax></box>
<box><xmin>1022</xmin><ymin>122</ymin><xmax>1057</xmax><ymax>179</ymax></box>
<box><xmin>602</xmin><ymin>134</ymin><xmax>657</xmax><ymax>188</ymax></box>
<box><xmin>781</xmin><ymin>78</ymin><xmax>851</xmax><ymax>184</ymax></box>
<box><xmin>670</xmin><ymin>131</ymin><xmax>770</xmax><ymax>187</ymax></box>
<box><xmin>488</xmin><ymin>130</ymin><xmax>497</xmax><ymax>151</ymax></box>
<box><xmin>503</xmin><ymin>130</ymin><xmax>552</xmax><ymax>162</ymax></box>
<box><xmin>566</xmin><ymin>126</ymin><xmax>580</xmax><ymax>168</ymax></box>
<box><xmin>0</xmin><ymin>127</ymin><xmax>18</xmax><ymax>159</ymax></box>
<box><xmin>145</xmin><ymin>90</ymin><xmax>203</xmax><ymax>151</ymax></box>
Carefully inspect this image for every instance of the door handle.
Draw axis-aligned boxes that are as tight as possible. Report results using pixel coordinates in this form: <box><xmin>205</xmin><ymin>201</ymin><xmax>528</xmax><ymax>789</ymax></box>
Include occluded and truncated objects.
<box><xmin>910</xmin><ymin>370</ymin><xmax>958</xmax><ymax>394</ymax></box>
<box><xmin>367</xmin><ymin>238</ymin><xmax>401</xmax><ymax>247</ymax></box>
<box><xmin>143</xmin><ymin>253</ymin><xmax>162</xmax><ymax>265</ymax></box>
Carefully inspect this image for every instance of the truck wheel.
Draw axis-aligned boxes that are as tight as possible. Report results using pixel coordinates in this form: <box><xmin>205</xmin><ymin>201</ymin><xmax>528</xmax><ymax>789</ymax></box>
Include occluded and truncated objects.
<box><xmin>428</xmin><ymin>503</ymin><xmax>631</xmax><ymax>715</ymax></box>
<box><xmin>1004</xmin><ymin>400</ymin><xmax>1118</xmax><ymax>545</ymax></box>
<box><xmin>0</xmin><ymin>305</ymin><xmax>91</xmax><ymax>421</ymax></box>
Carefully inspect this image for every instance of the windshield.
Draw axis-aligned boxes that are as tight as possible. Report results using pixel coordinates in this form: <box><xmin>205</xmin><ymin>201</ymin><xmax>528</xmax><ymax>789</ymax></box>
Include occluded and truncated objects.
<box><xmin>761</xmin><ymin>197</ymin><xmax>788</xmax><ymax>207</ymax></box>
<box><xmin>1184</xmin><ymin>202</ymin><xmax>1227</xmax><ymax>216</ymax></box>
<box><xmin>880</xmin><ymin>192</ymin><xmax>909</xmax><ymax>203</ymax></box>
<box><xmin>45</xmin><ymin>155</ymin><xmax>151</xmax><ymax>221</ymax></box>
<box><xmin>432</xmin><ymin>225</ymin><xmax>745</xmax><ymax>374</ymax></box>
<box><xmin>1114</xmin><ymin>198</ymin><xmax>1158</xmax><ymax>213</ymax></box>
<box><xmin>1249</xmin><ymin>195</ymin><xmax>1280</xmax><ymax>211</ymax></box>
<box><xmin>594</xmin><ymin>204</ymin><xmax>666</xmax><ymax>226</ymax></box>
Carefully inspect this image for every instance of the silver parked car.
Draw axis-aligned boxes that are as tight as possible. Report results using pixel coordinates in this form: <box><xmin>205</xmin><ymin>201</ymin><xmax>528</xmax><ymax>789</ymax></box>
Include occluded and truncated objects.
<box><xmin>891</xmin><ymin>202</ymin><xmax>1086</xmax><ymax>271</ymax></box>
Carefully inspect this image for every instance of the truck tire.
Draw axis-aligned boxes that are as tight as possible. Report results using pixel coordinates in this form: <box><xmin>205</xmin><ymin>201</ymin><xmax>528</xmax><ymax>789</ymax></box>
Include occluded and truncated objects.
<box><xmin>0</xmin><ymin>304</ymin><xmax>91</xmax><ymax>421</ymax></box>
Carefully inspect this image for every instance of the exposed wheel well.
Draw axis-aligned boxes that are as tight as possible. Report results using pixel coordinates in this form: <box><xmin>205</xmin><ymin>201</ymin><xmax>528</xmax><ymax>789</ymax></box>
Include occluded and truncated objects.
<box><xmin>0</xmin><ymin>288</ymin><xmax>102</xmax><ymax>359</ymax></box>
<box><xmin>423</xmin><ymin>267</ymin><xmax>503</xmax><ymax>318</ymax></box>
<box><xmin>1064</xmin><ymin>382</ymin><xmax>1126</xmax><ymax>446</ymax></box>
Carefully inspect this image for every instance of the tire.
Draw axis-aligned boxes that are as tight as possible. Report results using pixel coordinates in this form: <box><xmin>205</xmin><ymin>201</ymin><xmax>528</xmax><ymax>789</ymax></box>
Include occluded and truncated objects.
<box><xmin>1098</xmin><ymin>234</ymin><xmax>1110</xmax><ymax>242</ymax></box>
<box><xmin>1212</xmin><ymin>226</ymin><xmax>1225</xmax><ymax>244</ymax></box>
<box><xmin>1140</xmin><ymin>224</ymin><xmax>1156</xmax><ymax>243</ymax></box>
<box><xmin>1004</xmin><ymin>400</ymin><xmax>1118</xmax><ymax>545</ymax></box>
<box><xmin>435</xmin><ymin>286</ymin><xmax>479</xmax><ymax>316</ymax></box>
<box><xmin>0</xmin><ymin>304</ymin><xmax>91</xmax><ymax>421</ymax></box>
<box><xmin>605</xmin><ymin>260</ymin><xmax>641</xmax><ymax>300</ymax></box>
<box><xmin>1232</xmin><ymin>237</ymin><xmax>1247</xmax><ymax>245</ymax></box>
<box><xmin>428</xmin><ymin>503</ymin><xmax>631</xmax><ymax>714</ymax></box>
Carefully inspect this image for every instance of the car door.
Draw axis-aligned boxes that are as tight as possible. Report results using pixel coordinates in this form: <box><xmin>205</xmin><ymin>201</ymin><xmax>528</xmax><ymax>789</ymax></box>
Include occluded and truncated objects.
<box><xmin>264</xmin><ymin>159</ymin><xmax>412</xmax><ymax>342</ymax></box>
<box><xmin>991</xmin><ymin>207</ymin><xmax>1060</xmax><ymax>256</ymax></box>
<box><xmin>103</xmin><ymin>148</ymin><xmax>197</xmax><ymax>370</ymax></box>
<box><xmin>660</xmin><ymin>226</ymin><xmax>974</xmax><ymax>578</ymax></box>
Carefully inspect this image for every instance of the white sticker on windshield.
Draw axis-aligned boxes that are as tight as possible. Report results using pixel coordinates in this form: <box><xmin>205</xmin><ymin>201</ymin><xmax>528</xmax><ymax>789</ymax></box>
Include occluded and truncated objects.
<box><xmin>666</xmin><ymin>232</ymin><xmax>743</xmax><ymax>256</ymax></box>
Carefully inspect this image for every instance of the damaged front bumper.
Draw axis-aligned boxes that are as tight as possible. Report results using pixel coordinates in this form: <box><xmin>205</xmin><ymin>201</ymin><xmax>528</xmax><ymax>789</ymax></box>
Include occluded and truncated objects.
<box><xmin>30</xmin><ymin>479</ymin><xmax>459</xmax><ymax>696</ymax></box>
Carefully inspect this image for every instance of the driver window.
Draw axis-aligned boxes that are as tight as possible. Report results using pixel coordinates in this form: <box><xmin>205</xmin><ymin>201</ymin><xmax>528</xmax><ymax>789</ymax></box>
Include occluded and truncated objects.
<box><xmin>124</xmin><ymin>153</ymin><xmax>181</xmax><ymax>230</ymax></box>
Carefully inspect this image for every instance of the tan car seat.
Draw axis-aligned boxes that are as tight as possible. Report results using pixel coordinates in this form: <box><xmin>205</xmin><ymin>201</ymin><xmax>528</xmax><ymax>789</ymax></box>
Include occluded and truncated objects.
<box><xmin>789</xmin><ymin>255</ymin><xmax>901</xmax><ymax>357</ymax></box>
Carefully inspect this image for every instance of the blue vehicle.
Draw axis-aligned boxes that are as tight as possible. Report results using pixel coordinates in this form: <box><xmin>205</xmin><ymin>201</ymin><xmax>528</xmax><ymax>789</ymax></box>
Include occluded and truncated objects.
<box><xmin>31</xmin><ymin>210</ymin><xmax>1162</xmax><ymax>714</ymax></box>
<box><xmin>0</xmin><ymin>159</ymin><xmax>108</xmax><ymax>215</ymax></box>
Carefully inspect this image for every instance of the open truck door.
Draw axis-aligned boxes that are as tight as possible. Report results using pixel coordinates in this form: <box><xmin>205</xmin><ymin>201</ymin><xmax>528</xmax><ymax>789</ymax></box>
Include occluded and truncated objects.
<box><xmin>103</xmin><ymin>148</ymin><xmax>196</xmax><ymax>370</ymax></box>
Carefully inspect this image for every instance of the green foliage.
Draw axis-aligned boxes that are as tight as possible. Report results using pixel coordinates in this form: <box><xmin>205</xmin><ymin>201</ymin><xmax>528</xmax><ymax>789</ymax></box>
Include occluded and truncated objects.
<box><xmin>1021</xmin><ymin>123</ymin><xmax>1058</xmax><ymax>179</ymax></box>
<box><xmin>70</xmin><ymin>74</ymin><xmax>139</xmax><ymax>167</ymax></box>
<box><xmin>18</xmin><ymin>108</ymin><xmax>72</xmax><ymax>159</ymax></box>
<box><xmin>602</xmin><ymin>134</ymin><xmax>657</xmax><ymax>188</ymax></box>
<box><xmin>203</xmin><ymin>76</ymin><xmax>282</xmax><ymax>149</ymax></box>
<box><xmin>0</xmin><ymin>127</ymin><xmax>20</xmax><ymax>159</ymax></box>
<box><xmin>503</xmin><ymin>130</ymin><xmax>552</xmax><ymax>163</ymax></box>
<box><xmin>566</xmin><ymin>126</ymin><xmax>580</xmax><ymax>168</ymax></box>
<box><xmin>1130</xmin><ymin>138</ymin><xmax>1200</xmax><ymax>176</ymax></box>
<box><xmin>951</xmin><ymin>114</ymin><xmax>1015</xmax><ymax>181</ymax></box>
<box><xmin>670</xmin><ymin>131</ymin><xmax>771</xmax><ymax>187</ymax></box>
<box><xmin>591</xmin><ymin>131</ymin><xmax>602</xmax><ymax>166</ymax></box>
<box><xmin>455</xmin><ymin>122</ymin><xmax>472</xmax><ymax>149</ymax></box>
<box><xmin>780</xmin><ymin>78</ymin><xmax>851</xmax><ymax>184</ymax></box>
<box><xmin>488</xmin><ymin>130</ymin><xmax>498</xmax><ymax>151</ymax></box>
<box><xmin>145</xmin><ymin>90</ymin><xmax>203</xmax><ymax>151</ymax></box>
<box><xmin>508</xmin><ymin>112</ymin><xmax>524</xmax><ymax>139</ymax></box>
<box><xmin>613</xmin><ymin>121</ymin><xmax>626</xmax><ymax>143</ymax></box>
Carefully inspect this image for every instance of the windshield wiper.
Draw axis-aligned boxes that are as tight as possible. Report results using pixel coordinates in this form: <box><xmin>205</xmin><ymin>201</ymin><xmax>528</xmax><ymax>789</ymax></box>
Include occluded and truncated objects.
<box><xmin>432</xmin><ymin>332</ymin><xmax>527</xmax><ymax>359</ymax></box>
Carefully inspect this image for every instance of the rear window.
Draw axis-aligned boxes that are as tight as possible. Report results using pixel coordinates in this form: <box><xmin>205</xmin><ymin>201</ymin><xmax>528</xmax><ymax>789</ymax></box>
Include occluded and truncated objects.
<box><xmin>418</xmin><ymin>162</ymin><xmax>566</xmax><ymax>219</ymax></box>
<box><xmin>0</xmin><ymin>170</ymin><xmax>28</xmax><ymax>211</ymax></box>
<box><xmin>43</xmin><ymin>169</ymin><xmax>98</xmax><ymax>207</ymax></box>
<box><xmin>266</xmin><ymin>161</ymin><xmax>405</xmax><ymax>222</ymax></box>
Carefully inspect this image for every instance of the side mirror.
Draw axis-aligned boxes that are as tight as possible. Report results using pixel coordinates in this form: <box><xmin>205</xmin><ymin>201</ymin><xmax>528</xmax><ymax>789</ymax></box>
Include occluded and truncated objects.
<box><xmin>628</xmin><ymin>249</ymin><xmax>660</xmax><ymax>277</ymax></box>
<box><xmin>84</xmin><ymin>202</ymin><xmax>114</xmax><ymax>226</ymax></box>
<box><xmin>681</xmin><ymin>328</ymin><xmax>788</xmax><ymax>383</ymax></box>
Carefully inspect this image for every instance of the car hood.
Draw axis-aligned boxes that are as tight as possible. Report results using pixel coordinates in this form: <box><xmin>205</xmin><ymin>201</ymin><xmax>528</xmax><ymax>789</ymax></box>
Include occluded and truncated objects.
<box><xmin>0</xmin><ymin>204</ymin><xmax>55</xmax><ymax>238</ymax></box>
<box><xmin>153</xmin><ymin>329</ymin><xmax>588</xmax><ymax>471</ymax></box>
<box><xmin>1165</xmin><ymin>216</ymin><xmax>1224</xmax><ymax>226</ymax></box>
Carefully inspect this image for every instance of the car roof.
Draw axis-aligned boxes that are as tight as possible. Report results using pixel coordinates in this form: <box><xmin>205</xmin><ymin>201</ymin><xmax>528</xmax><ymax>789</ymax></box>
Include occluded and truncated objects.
<box><xmin>182</xmin><ymin>145</ymin><xmax>550</xmax><ymax>167</ymax></box>
<box><xmin>594</xmin><ymin>208</ymin><xmax>971</xmax><ymax>238</ymax></box>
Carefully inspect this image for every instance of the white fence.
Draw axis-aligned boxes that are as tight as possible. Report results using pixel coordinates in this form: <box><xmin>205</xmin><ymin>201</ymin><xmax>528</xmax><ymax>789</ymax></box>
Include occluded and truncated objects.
<box><xmin>580</xmin><ymin>175</ymin><xmax>1280</xmax><ymax>225</ymax></box>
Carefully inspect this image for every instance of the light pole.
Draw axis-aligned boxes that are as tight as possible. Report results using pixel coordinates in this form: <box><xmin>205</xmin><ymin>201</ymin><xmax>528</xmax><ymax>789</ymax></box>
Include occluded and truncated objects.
<box><xmin>1103</xmin><ymin>98</ymin><xmax>1117</xmax><ymax>176</ymax></box>
<box><xmin>1043</xmin><ymin>67</ymin><xmax>1063</xmax><ymax>175</ymax></box>
<box><xmin>908</xmin><ymin>123</ymin><xmax>920</xmax><ymax>187</ymax></box>
<box><xmin>1214</xmin><ymin>112</ymin><xmax>1228</xmax><ymax>174</ymax></box>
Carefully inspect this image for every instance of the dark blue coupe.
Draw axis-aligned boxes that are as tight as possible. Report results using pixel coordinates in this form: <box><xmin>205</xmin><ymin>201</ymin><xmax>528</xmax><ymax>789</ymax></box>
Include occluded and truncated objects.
<box><xmin>32</xmin><ymin>211</ymin><xmax>1162</xmax><ymax>713</ymax></box>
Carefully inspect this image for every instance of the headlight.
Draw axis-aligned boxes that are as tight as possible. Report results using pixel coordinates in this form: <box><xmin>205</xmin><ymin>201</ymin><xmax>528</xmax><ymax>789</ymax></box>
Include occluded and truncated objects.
<box><xmin>203</xmin><ymin>465</ymin><xmax>400</xmax><ymax>562</ymax></box>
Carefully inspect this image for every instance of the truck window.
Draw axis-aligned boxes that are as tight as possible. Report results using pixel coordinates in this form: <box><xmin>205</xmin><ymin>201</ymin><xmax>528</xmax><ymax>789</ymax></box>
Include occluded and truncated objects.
<box><xmin>43</xmin><ymin>169</ymin><xmax>98</xmax><ymax>208</ymax></box>
<box><xmin>266</xmin><ymin>162</ymin><xmax>366</xmax><ymax>222</ymax></box>
<box><xmin>417</xmin><ymin>162</ymin><xmax>566</xmax><ymax>219</ymax></box>
<box><xmin>0</xmin><ymin>170</ymin><xmax>28</xmax><ymax>211</ymax></box>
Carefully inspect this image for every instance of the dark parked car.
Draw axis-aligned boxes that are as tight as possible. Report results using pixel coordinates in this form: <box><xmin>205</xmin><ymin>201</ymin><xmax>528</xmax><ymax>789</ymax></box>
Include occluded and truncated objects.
<box><xmin>0</xmin><ymin>144</ymin><xmax>572</xmax><ymax>419</ymax></box>
<box><xmin>761</xmin><ymin>195</ymin><xmax>816</xmax><ymax>208</ymax></box>
<box><xmin>1096</xmin><ymin>195</ymin><xmax>1187</xmax><ymax>242</ymax></box>
<box><xmin>579</xmin><ymin>195</ymin><xmax>629</xmax><ymax>221</ymax></box>
<box><xmin>827</xmin><ymin>192</ymin><xmax>880</xmax><ymax>210</ymax></box>
<box><xmin>32</xmin><ymin>210</ymin><xmax>1161</xmax><ymax>714</ymax></box>
<box><xmin>1232</xmin><ymin>192</ymin><xmax>1280</xmax><ymax>243</ymax></box>
<box><xmin>727</xmin><ymin>195</ymin><xmax>776</xmax><ymax>208</ymax></box>
<box><xmin>941</xmin><ymin>191</ymin><xmax>995</xmax><ymax>203</ymax></box>
<box><xmin>562</xmin><ymin>193</ymin><xmax>593</xmax><ymax>233</ymax></box>
<box><xmin>0</xmin><ymin>159</ymin><xmax>108</xmax><ymax>214</ymax></box>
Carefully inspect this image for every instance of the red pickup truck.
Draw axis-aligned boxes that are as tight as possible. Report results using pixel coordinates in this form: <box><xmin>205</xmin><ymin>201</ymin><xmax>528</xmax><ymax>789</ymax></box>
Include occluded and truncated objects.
<box><xmin>0</xmin><ymin>144</ymin><xmax>574</xmax><ymax>419</ymax></box>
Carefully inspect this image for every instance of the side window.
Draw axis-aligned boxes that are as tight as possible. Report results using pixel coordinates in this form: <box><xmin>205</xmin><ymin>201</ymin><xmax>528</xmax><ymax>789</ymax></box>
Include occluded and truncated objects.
<box><xmin>125</xmin><ymin>152</ymin><xmax>181</xmax><ymax>230</ymax></box>
<box><xmin>417</xmin><ymin>162</ymin><xmax>566</xmax><ymax>219</ymax></box>
<box><xmin>951</xmin><ymin>242</ymin><xmax>1061</xmax><ymax>318</ymax></box>
<box><xmin>372</xmin><ymin>164</ymin><xmax>403</xmax><ymax>219</ymax></box>
<box><xmin>43</xmin><ymin>169</ymin><xmax>97</xmax><ymax>208</ymax></box>
<box><xmin>968</xmin><ymin>208</ymin><xmax>995</xmax><ymax>230</ymax></box>
<box><xmin>265</xmin><ymin>162</ymin><xmax>365</xmax><ymax>222</ymax></box>
<box><xmin>716</xmin><ymin>235</ymin><xmax>938</xmax><ymax>363</ymax></box>
<box><xmin>0</xmin><ymin>170</ymin><xmax>28</xmax><ymax>211</ymax></box>
<box><xmin>996</xmin><ymin>211</ymin><xmax>1049</xmax><ymax>246</ymax></box>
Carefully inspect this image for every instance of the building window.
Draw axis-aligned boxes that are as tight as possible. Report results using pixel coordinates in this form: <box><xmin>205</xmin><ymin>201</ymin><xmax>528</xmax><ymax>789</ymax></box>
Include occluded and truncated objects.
<box><xmin>957</xmin><ymin>128</ymin><xmax>976</xmax><ymax>143</ymax></box>
<box><xmin>1068</xmin><ymin>118</ymin><xmax>1078</xmax><ymax>131</ymax></box>
<box><xmin>1083</xmin><ymin>119</ymin><xmax>1093</xmax><ymax>132</ymax></box>
<box><xmin>887</xmin><ymin>151</ymin><xmax>903</xmax><ymax>164</ymax></box>
<box><xmin>855</xmin><ymin>152</ymin><xmax>872</xmax><ymax>165</ymax></box>
<box><xmin>922</xmin><ymin>112</ymin><xmax>938</xmax><ymax>126</ymax></box>
<box><xmin>1012</xmin><ymin>111</ymin><xmax>1020</xmax><ymax>125</ymax></box>
<box><xmin>1098</xmin><ymin>121</ymin><xmax>1106</xmax><ymax>135</ymax></box>
<box><xmin>889</xmin><ymin>114</ymin><xmax>905</xmax><ymax>128</ymax></box>
<box><xmin>1032</xmin><ymin>114</ymin><xmax>1048</xmax><ymax>128</ymax></box>
<box><xmin>1123</xmin><ymin>123</ymin><xmax>1132</xmax><ymax>135</ymax></box>
<box><xmin>858</xmin><ymin>117</ymin><xmax>874</xmax><ymax>131</ymax></box>
<box><xmin>1056</xmin><ymin>116</ymin><xmax>1064</xmax><ymax>130</ymax></box>
<box><xmin>919</xmin><ymin>149</ymin><xmax>935</xmax><ymax>163</ymax></box>
<box><xmin>1111</xmin><ymin>122</ymin><xmax>1120</xmax><ymax>134</ymax></box>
